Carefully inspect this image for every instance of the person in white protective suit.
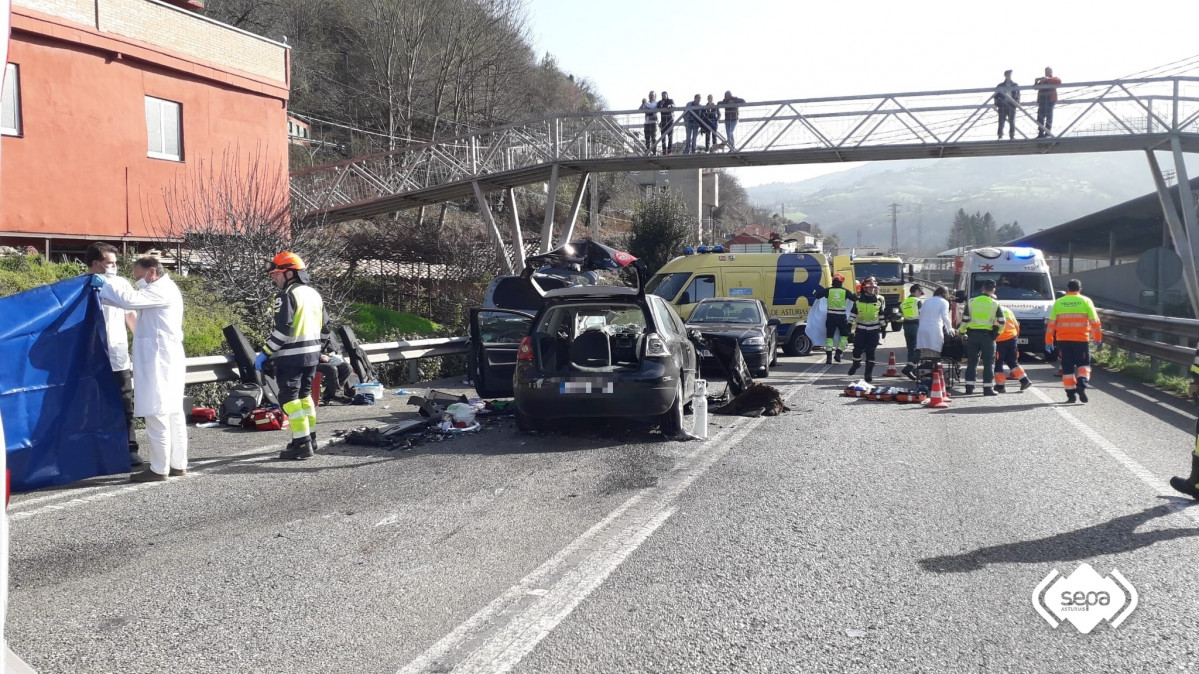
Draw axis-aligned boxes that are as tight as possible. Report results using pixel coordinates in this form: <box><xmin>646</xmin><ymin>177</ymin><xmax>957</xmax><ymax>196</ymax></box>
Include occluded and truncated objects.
<box><xmin>82</xmin><ymin>242</ymin><xmax>141</xmax><ymax>468</ymax></box>
<box><xmin>915</xmin><ymin>285</ymin><xmax>955</xmax><ymax>357</ymax></box>
<box><xmin>94</xmin><ymin>257</ymin><xmax>187</xmax><ymax>483</ymax></box>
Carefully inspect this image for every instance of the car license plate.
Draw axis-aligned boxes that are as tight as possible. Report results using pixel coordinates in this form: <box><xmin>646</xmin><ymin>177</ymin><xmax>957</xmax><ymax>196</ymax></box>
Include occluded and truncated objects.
<box><xmin>559</xmin><ymin>381</ymin><xmax>614</xmax><ymax>394</ymax></box>
<box><xmin>699</xmin><ymin>349</ymin><xmax>713</xmax><ymax>357</ymax></box>
<box><xmin>1017</xmin><ymin>338</ymin><xmax>1029</xmax><ymax>345</ymax></box>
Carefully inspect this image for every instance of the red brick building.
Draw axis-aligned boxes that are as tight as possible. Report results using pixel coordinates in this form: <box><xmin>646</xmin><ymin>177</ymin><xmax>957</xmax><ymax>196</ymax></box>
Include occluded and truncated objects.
<box><xmin>1</xmin><ymin>0</ymin><xmax>289</xmax><ymax>258</ymax></box>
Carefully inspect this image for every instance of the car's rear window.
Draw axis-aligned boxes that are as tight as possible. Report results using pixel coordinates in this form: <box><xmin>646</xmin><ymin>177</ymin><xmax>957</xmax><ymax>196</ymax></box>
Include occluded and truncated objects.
<box><xmin>537</xmin><ymin>303</ymin><xmax>649</xmax><ymax>337</ymax></box>
<box><xmin>488</xmin><ymin>276</ymin><xmax>570</xmax><ymax>311</ymax></box>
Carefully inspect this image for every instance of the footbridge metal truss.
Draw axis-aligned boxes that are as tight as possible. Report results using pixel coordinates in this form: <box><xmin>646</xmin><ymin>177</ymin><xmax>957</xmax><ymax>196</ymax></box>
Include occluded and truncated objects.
<box><xmin>292</xmin><ymin>77</ymin><xmax>1199</xmax><ymax>277</ymax></box>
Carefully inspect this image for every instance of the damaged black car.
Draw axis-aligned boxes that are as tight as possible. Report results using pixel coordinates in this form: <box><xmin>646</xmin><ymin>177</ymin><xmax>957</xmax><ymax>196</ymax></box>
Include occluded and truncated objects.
<box><xmin>469</xmin><ymin>242</ymin><xmax>697</xmax><ymax>435</ymax></box>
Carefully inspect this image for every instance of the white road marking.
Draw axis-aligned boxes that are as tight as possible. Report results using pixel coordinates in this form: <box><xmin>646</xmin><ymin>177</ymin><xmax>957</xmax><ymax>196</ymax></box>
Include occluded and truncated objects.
<box><xmin>1029</xmin><ymin>386</ymin><xmax>1199</xmax><ymax>524</ymax></box>
<box><xmin>396</xmin><ymin>363</ymin><xmax>829</xmax><ymax>674</ymax></box>
<box><xmin>6</xmin><ymin>441</ymin><xmax>288</xmax><ymax>518</ymax></box>
<box><xmin>1121</xmin><ymin>388</ymin><xmax>1195</xmax><ymax>419</ymax></box>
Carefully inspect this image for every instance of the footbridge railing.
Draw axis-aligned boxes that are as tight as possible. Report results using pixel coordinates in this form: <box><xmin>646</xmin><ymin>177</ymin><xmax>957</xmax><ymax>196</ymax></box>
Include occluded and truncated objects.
<box><xmin>292</xmin><ymin>77</ymin><xmax>1199</xmax><ymax>223</ymax></box>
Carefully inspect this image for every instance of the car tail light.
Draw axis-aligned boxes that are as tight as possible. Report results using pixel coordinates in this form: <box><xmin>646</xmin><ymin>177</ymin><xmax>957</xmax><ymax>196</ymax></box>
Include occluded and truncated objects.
<box><xmin>517</xmin><ymin>336</ymin><xmax>533</xmax><ymax>361</ymax></box>
<box><xmin>644</xmin><ymin>333</ymin><xmax>671</xmax><ymax>358</ymax></box>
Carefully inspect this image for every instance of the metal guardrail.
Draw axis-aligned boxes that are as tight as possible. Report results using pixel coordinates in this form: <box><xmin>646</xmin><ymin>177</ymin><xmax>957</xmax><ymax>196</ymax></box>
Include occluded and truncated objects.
<box><xmin>1098</xmin><ymin>309</ymin><xmax>1197</xmax><ymax>369</ymax></box>
<box><xmin>184</xmin><ymin>337</ymin><xmax>469</xmax><ymax>385</ymax></box>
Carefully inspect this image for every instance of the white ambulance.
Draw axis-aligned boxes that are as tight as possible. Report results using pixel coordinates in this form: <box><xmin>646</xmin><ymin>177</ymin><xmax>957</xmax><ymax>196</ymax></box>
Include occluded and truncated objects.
<box><xmin>953</xmin><ymin>247</ymin><xmax>1056</xmax><ymax>353</ymax></box>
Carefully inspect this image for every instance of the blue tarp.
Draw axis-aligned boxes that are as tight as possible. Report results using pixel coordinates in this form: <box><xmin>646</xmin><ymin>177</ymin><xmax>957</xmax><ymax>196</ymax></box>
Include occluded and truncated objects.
<box><xmin>0</xmin><ymin>277</ymin><xmax>129</xmax><ymax>491</ymax></box>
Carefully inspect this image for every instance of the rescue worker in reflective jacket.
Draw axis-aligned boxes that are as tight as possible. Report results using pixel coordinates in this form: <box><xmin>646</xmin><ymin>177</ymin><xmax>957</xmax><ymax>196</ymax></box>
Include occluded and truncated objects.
<box><xmin>1169</xmin><ymin>344</ymin><xmax>1199</xmax><ymax>498</ymax></box>
<box><xmin>847</xmin><ymin>277</ymin><xmax>887</xmax><ymax>382</ymax></box>
<box><xmin>899</xmin><ymin>285</ymin><xmax>924</xmax><ymax>380</ymax></box>
<box><xmin>960</xmin><ymin>279</ymin><xmax>1005</xmax><ymax>396</ymax></box>
<box><xmin>1044</xmin><ymin>278</ymin><xmax>1102</xmax><ymax>403</ymax></box>
<box><xmin>815</xmin><ymin>273</ymin><xmax>857</xmax><ymax>364</ymax></box>
<box><xmin>994</xmin><ymin>304</ymin><xmax>1033</xmax><ymax>393</ymax></box>
<box><xmin>256</xmin><ymin>252</ymin><xmax>327</xmax><ymax>460</ymax></box>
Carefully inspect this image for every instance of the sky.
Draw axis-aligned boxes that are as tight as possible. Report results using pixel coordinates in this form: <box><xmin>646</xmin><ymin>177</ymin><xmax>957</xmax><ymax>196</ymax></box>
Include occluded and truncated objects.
<box><xmin>522</xmin><ymin>0</ymin><xmax>1199</xmax><ymax>187</ymax></box>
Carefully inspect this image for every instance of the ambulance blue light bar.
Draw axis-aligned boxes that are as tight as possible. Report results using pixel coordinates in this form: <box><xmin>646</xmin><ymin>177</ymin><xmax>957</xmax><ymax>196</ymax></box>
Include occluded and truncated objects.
<box><xmin>683</xmin><ymin>247</ymin><xmax>695</xmax><ymax>255</ymax></box>
<box><xmin>697</xmin><ymin>245</ymin><xmax>710</xmax><ymax>253</ymax></box>
<box><xmin>712</xmin><ymin>245</ymin><xmax>725</xmax><ymax>253</ymax></box>
<box><xmin>1010</xmin><ymin>247</ymin><xmax>1037</xmax><ymax>259</ymax></box>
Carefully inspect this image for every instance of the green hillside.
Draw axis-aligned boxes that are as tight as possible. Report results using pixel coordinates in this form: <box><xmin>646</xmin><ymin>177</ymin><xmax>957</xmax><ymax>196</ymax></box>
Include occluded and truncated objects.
<box><xmin>745</xmin><ymin>153</ymin><xmax>1189</xmax><ymax>254</ymax></box>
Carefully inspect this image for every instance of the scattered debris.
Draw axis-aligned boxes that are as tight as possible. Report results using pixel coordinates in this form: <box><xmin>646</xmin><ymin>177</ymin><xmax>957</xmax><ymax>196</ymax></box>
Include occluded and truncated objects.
<box><xmin>408</xmin><ymin>390</ymin><xmax>468</xmax><ymax>418</ymax></box>
<box><xmin>712</xmin><ymin>383</ymin><xmax>789</xmax><ymax>417</ymax></box>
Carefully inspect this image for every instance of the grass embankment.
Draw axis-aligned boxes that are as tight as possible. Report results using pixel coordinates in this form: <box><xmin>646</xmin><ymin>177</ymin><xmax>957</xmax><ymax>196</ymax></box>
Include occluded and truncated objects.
<box><xmin>1092</xmin><ymin>344</ymin><xmax>1192</xmax><ymax>398</ymax></box>
<box><xmin>348</xmin><ymin>302</ymin><xmax>440</xmax><ymax>341</ymax></box>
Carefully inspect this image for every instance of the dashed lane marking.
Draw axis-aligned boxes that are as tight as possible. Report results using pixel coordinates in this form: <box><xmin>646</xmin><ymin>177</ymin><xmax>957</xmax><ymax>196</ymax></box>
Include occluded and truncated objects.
<box><xmin>1029</xmin><ymin>386</ymin><xmax>1199</xmax><ymax>525</ymax></box>
<box><xmin>396</xmin><ymin>363</ymin><xmax>830</xmax><ymax>674</ymax></box>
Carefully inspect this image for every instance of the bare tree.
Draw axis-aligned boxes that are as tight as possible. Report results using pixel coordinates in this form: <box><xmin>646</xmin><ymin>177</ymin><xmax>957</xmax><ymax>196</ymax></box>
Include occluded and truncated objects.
<box><xmin>156</xmin><ymin>146</ymin><xmax>352</xmax><ymax>339</ymax></box>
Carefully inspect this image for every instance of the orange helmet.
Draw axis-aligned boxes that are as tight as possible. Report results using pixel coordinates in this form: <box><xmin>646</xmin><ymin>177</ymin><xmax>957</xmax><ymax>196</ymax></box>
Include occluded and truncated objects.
<box><xmin>266</xmin><ymin>251</ymin><xmax>306</xmax><ymax>274</ymax></box>
<box><xmin>832</xmin><ymin>273</ymin><xmax>845</xmax><ymax>283</ymax></box>
<box><xmin>861</xmin><ymin>276</ymin><xmax>878</xmax><ymax>289</ymax></box>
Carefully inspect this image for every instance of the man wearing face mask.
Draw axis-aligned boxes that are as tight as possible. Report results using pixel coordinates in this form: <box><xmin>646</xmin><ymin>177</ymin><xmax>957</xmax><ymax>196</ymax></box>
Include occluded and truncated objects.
<box><xmin>83</xmin><ymin>242</ymin><xmax>141</xmax><ymax>468</ymax></box>
<box><xmin>92</xmin><ymin>256</ymin><xmax>187</xmax><ymax>482</ymax></box>
<box><xmin>257</xmin><ymin>252</ymin><xmax>326</xmax><ymax>460</ymax></box>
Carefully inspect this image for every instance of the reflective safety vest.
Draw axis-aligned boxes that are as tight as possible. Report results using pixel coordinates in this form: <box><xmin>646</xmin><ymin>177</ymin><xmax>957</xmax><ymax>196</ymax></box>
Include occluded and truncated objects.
<box><xmin>851</xmin><ymin>294</ymin><xmax>886</xmax><ymax>331</ymax></box>
<box><xmin>1046</xmin><ymin>291</ymin><xmax>1101</xmax><ymax>345</ymax></box>
<box><xmin>963</xmin><ymin>294</ymin><xmax>1004</xmax><ymax>332</ymax></box>
<box><xmin>997</xmin><ymin>305</ymin><xmax>1020</xmax><ymax>341</ymax></box>
<box><xmin>264</xmin><ymin>281</ymin><xmax>326</xmax><ymax>367</ymax></box>
<box><xmin>827</xmin><ymin>287</ymin><xmax>851</xmax><ymax>315</ymax></box>
<box><xmin>900</xmin><ymin>296</ymin><xmax>922</xmax><ymax>322</ymax></box>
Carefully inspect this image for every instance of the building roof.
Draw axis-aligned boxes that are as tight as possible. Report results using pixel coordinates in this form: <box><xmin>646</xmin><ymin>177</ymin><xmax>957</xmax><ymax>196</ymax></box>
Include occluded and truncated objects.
<box><xmin>726</xmin><ymin>233</ymin><xmax>768</xmax><ymax>246</ymax></box>
<box><xmin>1005</xmin><ymin>176</ymin><xmax>1199</xmax><ymax>260</ymax></box>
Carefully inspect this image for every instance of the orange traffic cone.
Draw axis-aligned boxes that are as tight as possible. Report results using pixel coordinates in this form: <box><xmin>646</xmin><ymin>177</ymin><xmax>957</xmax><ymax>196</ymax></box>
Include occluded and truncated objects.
<box><xmin>884</xmin><ymin>351</ymin><xmax>900</xmax><ymax>377</ymax></box>
<box><xmin>925</xmin><ymin>364</ymin><xmax>950</xmax><ymax>408</ymax></box>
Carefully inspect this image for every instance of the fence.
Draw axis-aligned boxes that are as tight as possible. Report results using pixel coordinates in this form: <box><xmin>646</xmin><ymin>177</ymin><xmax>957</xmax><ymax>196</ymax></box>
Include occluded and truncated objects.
<box><xmin>1097</xmin><ymin>309</ymin><xmax>1197</xmax><ymax>371</ymax></box>
<box><xmin>185</xmin><ymin>337</ymin><xmax>469</xmax><ymax>385</ymax></box>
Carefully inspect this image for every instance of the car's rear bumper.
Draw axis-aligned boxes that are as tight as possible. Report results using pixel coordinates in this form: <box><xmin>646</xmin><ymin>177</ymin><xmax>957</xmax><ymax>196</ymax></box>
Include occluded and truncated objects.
<box><xmin>514</xmin><ymin>362</ymin><xmax>678</xmax><ymax>419</ymax></box>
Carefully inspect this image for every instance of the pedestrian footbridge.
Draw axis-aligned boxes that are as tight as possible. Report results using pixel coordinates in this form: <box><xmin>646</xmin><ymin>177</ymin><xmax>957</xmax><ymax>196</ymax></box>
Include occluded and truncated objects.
<box><xmin>291</xmin><ymin>77</ymin><xmax>1199</xmax><ymax>273</ymax></box>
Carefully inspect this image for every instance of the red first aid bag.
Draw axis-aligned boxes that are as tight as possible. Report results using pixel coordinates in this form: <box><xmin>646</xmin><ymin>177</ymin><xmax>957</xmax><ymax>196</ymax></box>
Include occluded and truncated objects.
<box><xmin>190</xmin><ymin>407</ymin><xmax>218</xmax><ymax>423</ymax></box>
<box><xmin>242</xmin><ymin>407</ymin><xmax>288</xmax><ymax>431</ymax></box>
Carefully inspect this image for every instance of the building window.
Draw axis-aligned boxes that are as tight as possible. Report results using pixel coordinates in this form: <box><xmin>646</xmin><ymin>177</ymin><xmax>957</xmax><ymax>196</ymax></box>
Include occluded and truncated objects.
<box><xmin>145</xmin><ymin>96</ymin><xmax>182</xmax><ymax>161</ymax></box>
<box><xmin>2</xmin><ymin>63</ymin><xmax>21</xmax><ymax>137</ymax></box>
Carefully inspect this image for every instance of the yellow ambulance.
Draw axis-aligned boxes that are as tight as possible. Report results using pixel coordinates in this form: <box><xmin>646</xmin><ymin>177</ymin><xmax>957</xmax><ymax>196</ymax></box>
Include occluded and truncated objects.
<box><xmin>646</xmin><ymin>246</ymin><xmax>853</xmax><ymax>356</ymax></box>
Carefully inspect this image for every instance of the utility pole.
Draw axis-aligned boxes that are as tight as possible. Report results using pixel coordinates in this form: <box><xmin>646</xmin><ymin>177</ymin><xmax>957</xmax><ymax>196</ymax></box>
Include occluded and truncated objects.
<box><xmin>888</xmin><ymin>202</ymin><xmax>901</xmax><ymax>254</ymax></box>
<box><xmin>856</xmin><ymin>229</ymin><xmax>863</xmax><ymax>247</ymax></box>
<box><xmin>915</xmin><ymin>203</ymin><xmax>923</xmax><ymax>251</ymax></box>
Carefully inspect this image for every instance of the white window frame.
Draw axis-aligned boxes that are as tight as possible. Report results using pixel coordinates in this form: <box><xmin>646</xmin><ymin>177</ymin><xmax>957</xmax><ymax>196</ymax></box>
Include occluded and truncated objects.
<box><xmin>2</xmin><ymin>63</ymin><xmax>21</xmax><ymax>137</ymax></box>
<box><xmin>145</xmin><ymin>95</ymin><xmax>182</xmax><ymax>161</ymax></box>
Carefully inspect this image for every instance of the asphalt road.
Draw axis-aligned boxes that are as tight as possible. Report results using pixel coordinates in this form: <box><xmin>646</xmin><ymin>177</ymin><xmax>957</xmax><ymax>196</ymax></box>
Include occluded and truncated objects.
<box><xmin>8</xmin><ymin>334</ymin><xmax>1199</xmax><ymax>673</ymax></box>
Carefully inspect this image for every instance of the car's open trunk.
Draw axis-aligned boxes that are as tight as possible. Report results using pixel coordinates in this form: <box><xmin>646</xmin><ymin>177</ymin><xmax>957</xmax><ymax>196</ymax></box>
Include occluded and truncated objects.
<box><xmin>531</xmin><ymin>331</ymin><xmax>644</xmax><ymax>374</ymax></box>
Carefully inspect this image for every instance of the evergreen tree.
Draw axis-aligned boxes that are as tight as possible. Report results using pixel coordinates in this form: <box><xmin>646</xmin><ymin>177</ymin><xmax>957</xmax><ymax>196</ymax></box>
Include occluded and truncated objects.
<box><xmin>629</xmin><ymin>192</ymin><xmax>693</xmax><ymax>275</ymax></box>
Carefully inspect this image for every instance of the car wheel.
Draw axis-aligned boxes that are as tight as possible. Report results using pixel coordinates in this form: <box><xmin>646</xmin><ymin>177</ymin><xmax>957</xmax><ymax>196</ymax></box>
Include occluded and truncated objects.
<box><xmin>515</xmin><ymin>408</ymin><xmax>541</xmax><ymax>433</ymax></box>
<box><xmin>659</xmin><ymin>380</ymin><xmax>684</xmax><ymax>437</ymax></box>
<box><xmin>758</xmin><ymin>361</ymin><xmax>770</xmax><ymax>378</ymax></box>
<box><xmin>784</xmin><ymin>331</ymin><xmax>813</xmax><ymax>357</ymax></box>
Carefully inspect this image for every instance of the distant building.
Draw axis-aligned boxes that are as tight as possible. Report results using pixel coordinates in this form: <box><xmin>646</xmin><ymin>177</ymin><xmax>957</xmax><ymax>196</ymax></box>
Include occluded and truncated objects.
<box><xmin>1</xmin><ymin>0</ymin><xmax>290</xmax><ymax>259</ymax></box>
<box><xmin>288</xmin><ymin>115</ymin><xmax>312</xmax><ymax>147</ymax></box>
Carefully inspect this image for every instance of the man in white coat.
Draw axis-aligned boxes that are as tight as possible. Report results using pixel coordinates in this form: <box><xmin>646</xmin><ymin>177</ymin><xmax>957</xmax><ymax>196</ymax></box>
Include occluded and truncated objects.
<box><xmin>83</xmin><ymin>242</ymin><xmax>141</xmax><ymax>468</ymax></box>
<box><xmin>915</xmin><ymin>286</ymin><xmax>955</xmax><ymax>358</ymax></box>
<box><xmin>94</xmin><ymin>257</ymin><xmax>187</xmax><ymax>483</ymax></box>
